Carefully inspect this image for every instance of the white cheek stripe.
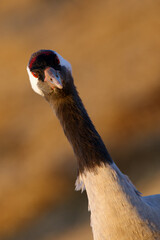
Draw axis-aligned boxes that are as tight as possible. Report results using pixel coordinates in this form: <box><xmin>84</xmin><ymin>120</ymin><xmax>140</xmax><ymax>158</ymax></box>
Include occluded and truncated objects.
<box><xmin>53</xmin><ymin>51</ymin><xmax>72</xmax><ymax>73</ymax></box>
<box><xmin>27</xmin><ymin>66</ymin><xmax>44</xmax><ymax>96</ymax></box>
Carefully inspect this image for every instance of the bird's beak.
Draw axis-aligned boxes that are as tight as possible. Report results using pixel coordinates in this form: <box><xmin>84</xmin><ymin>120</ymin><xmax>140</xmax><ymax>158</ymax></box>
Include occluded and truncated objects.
<box><xmin>44</xmin><ymin>67</ymin><xmax>63</xmax><ymax>89</ymax></box>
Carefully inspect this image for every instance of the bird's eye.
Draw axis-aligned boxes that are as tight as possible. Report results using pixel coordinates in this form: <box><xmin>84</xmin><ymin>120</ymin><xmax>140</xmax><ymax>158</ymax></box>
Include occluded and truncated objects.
<box><xmin>32</xmin><ymin>71</ymin><xmax>39</xmax><ymax>78</ymax></box>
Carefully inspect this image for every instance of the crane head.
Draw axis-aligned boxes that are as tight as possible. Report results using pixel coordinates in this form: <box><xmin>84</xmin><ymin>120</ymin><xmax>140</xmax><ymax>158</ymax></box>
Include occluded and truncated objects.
<box><xmin>27</xmin><ymin>49</ymin><xmax>72</xmax><ymax>96</ymax></box>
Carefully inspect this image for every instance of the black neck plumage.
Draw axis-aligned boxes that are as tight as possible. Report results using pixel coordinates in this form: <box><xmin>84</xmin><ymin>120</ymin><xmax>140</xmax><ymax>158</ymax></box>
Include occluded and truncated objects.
<box><xmin>46</xmin><ymin>84</ymin><xmax>113</xmax><ymax>173</ymax></box>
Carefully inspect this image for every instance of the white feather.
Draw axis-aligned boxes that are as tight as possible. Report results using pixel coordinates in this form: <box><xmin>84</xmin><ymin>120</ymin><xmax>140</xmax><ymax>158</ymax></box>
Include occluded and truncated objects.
<box><xmin>53</xmin><ymin>51</ymin><xmax>72</xmax><ymax>73</ymax></box>
<box><xmin>75</xmin><ymin>175</ymin><xmax>86</xmax><ymax>192</ymax></box>
<box><xmin>27</xmin><ymin>66</ymin><xmax>44</xmax><ymax>96</ymax></box>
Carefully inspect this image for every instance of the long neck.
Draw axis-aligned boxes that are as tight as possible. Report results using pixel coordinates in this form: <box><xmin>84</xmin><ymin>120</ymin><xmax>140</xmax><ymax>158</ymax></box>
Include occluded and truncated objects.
<box><xmin>45</xmin><ymin>84</ymin><xmax>156</xmax><ymax>239</ymax></box>
<box><xmin>46</xmin><ymin>84</ymin><xmax>112</xmax><ymax>173</ymax></box>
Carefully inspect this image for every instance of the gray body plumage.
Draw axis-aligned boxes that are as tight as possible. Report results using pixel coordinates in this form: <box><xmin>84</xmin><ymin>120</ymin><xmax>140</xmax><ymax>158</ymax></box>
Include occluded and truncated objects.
<box><xmin>77</xmin><ymin>163</ymin><xmax>160</xmax><ymax>240</ymax></box>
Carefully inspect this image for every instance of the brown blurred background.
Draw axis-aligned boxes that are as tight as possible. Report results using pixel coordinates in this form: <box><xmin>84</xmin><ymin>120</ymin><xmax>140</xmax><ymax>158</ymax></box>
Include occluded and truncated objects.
<box><xmin>0</xmin><ymin>0</ymin><xmax>160</xmax><ymax>239</ymax></box>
